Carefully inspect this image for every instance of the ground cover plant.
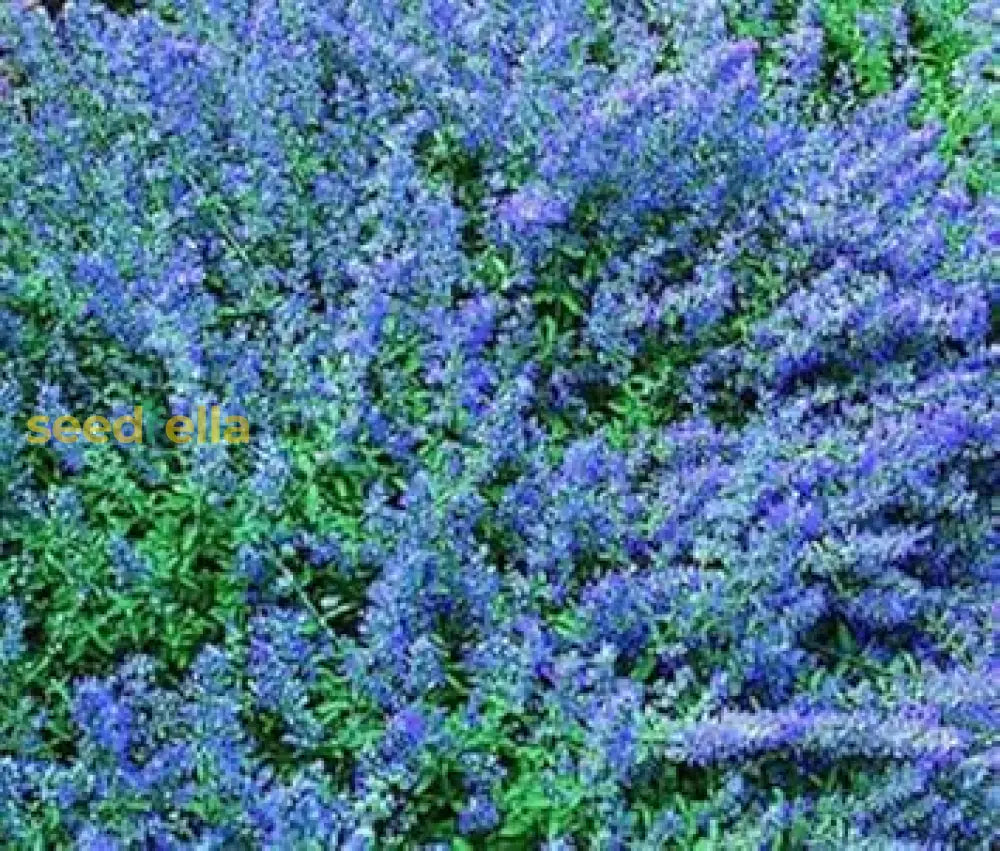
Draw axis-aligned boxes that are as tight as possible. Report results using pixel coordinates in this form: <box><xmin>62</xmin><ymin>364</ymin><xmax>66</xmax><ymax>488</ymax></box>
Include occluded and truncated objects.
<box><xmin>0</xmin><ymin>0</ymin><xmax>997</xmax><ymax>847</ymax></box>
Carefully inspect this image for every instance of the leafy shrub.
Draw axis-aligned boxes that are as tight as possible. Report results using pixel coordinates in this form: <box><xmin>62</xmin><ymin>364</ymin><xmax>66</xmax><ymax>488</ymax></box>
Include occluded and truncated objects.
<box><xmin>0</xmin><ymin>0</ymin><xmax>996</xmax><ymax>847</ymax></box>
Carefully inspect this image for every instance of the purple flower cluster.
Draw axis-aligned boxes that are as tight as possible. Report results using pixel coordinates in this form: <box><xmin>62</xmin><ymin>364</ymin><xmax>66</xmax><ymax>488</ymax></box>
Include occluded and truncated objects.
<box><xmin>0</xmin><ymin>0</ymin><xmax>995</xmax><ymax>846</ymax></box>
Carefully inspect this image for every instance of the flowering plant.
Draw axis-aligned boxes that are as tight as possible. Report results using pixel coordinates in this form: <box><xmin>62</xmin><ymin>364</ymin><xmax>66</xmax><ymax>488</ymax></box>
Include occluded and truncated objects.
<box><xmin>0</xmin><ymin>0</ymin><xmax>995</xmax><ymax>846</ymax></box>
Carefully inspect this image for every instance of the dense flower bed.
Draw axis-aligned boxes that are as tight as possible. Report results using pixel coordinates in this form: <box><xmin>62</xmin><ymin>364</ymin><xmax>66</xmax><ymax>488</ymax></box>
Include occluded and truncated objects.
<box><xmin>1</xmin><ymin>0</ymin><xmax>996</xmax><ymax>847</ymax></box>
